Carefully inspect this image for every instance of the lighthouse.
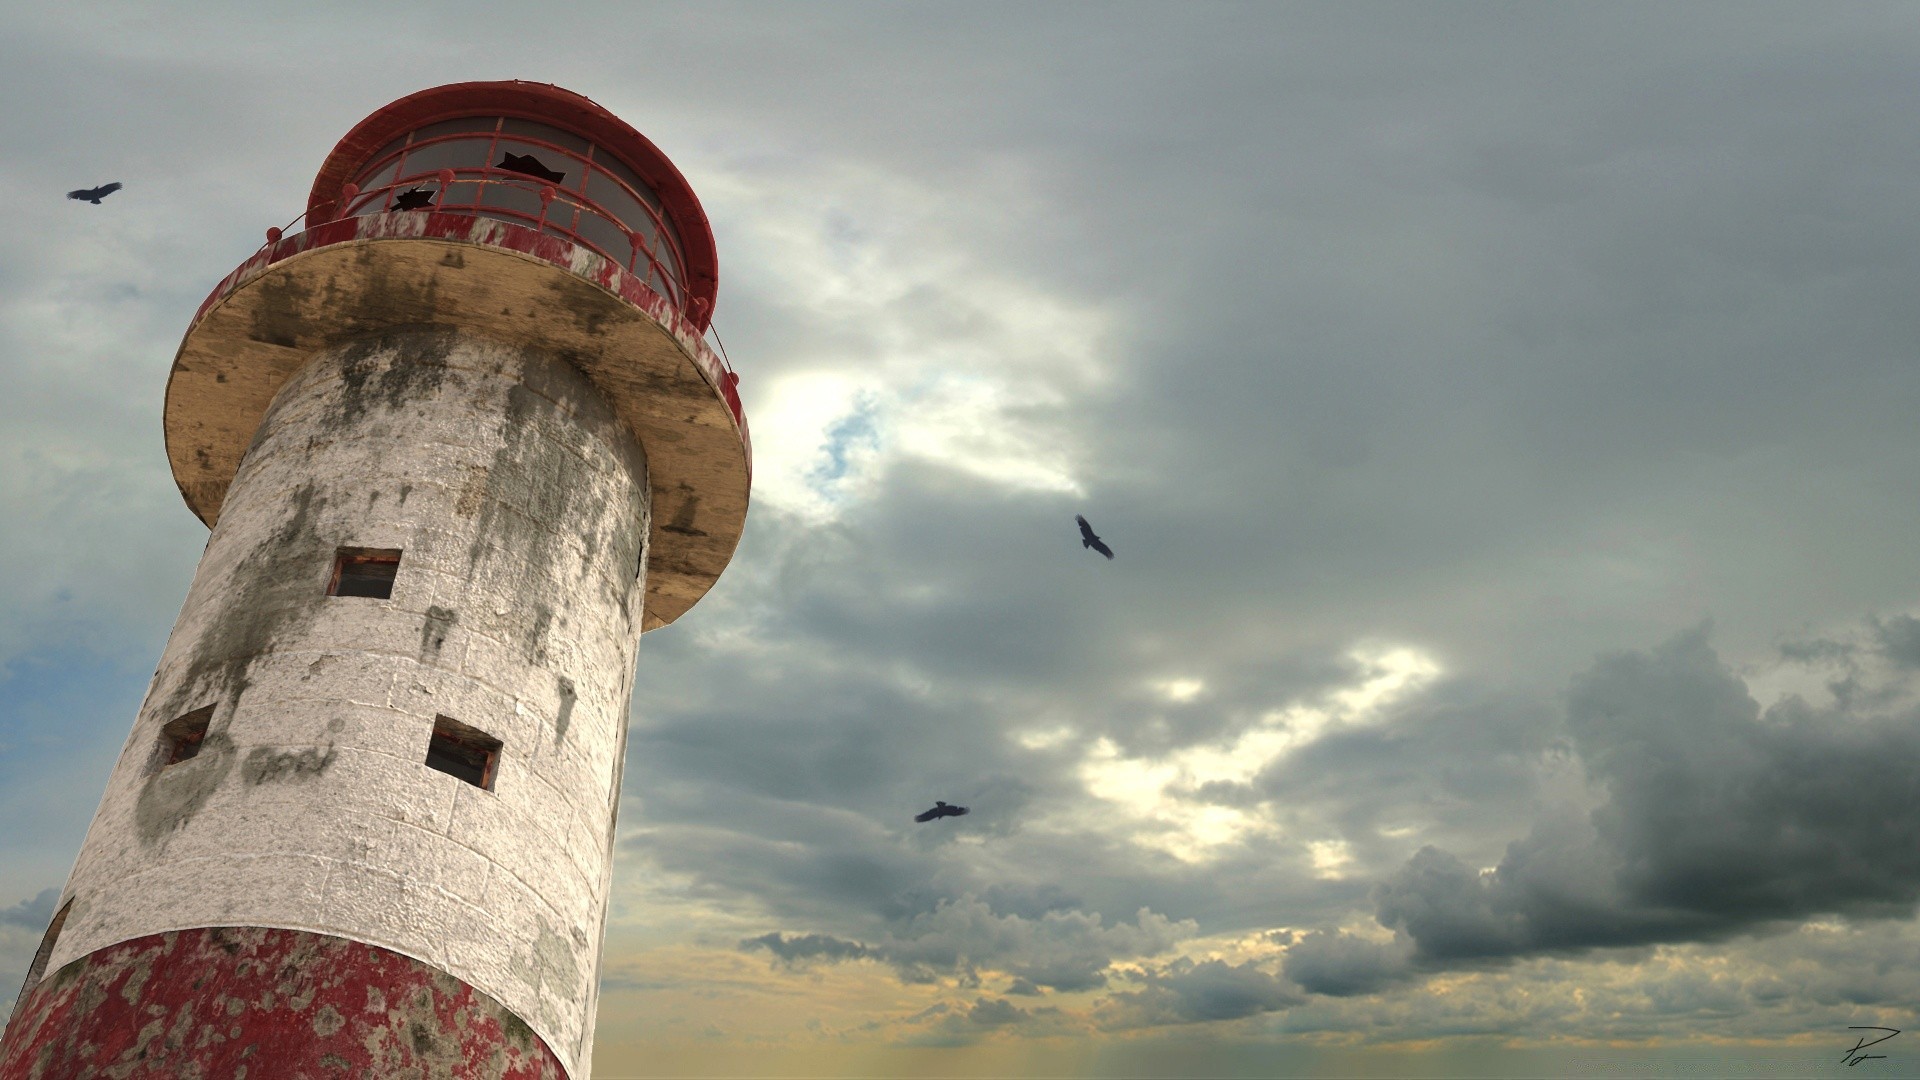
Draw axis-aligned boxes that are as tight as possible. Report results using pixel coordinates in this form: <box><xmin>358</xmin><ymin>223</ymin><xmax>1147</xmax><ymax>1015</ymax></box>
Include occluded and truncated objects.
<box><xmin>0</xmin><ymin>82</ymin><xmax>749</xmax><ymax>1078</ymax></box>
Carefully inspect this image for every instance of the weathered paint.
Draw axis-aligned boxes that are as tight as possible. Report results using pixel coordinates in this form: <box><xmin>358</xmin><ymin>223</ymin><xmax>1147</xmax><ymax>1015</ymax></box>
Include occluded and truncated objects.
<box><xmin>34</xmin><ymin>329</ymin><xmax>647</xmax><ymax>1077</ymax></box>
<box><xmin>0</xmin><ymin>926</ymin><xmax>564</xmax><ymax>1079</ymax></box>
<box><xmin>301</xmin><ymin>81</ymin><xmax>721</xmax><ymax>325</ymax></box>
<box><xmin>170</xmin><ymin>210</ymin><xmax>749</xmax><ymax>632</ymax></box>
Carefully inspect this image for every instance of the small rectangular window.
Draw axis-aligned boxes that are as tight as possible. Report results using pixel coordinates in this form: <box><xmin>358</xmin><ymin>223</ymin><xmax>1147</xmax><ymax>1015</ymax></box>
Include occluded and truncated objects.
<box><xmin>330</xmin><ymin>547</ymin><xmax>401</xmax><ymax>599</ymax></box>
<box><xmin>160</xmin><ymin>706</ymin><xmax>213</xmax><ymax>766</ymax></box>
<box><xmin>425</xmin><ymin>715</ymin><xmax>501</xmax><ymax>790</ymax></box>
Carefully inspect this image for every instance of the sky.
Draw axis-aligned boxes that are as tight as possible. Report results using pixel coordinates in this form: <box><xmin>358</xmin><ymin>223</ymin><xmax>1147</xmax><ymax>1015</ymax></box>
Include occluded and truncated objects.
<box><xmin>5</xmin><ymin>2</ymin><xmax>1920</xmax><ymax>1076</ymax></box>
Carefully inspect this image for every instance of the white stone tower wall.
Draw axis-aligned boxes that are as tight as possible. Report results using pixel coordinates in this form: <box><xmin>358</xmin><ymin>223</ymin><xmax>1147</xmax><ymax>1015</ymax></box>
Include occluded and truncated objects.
<box><xmin>48</xmin><ymin>326</ymin><xmax>648</xmax><ymax>1075</ymax></box>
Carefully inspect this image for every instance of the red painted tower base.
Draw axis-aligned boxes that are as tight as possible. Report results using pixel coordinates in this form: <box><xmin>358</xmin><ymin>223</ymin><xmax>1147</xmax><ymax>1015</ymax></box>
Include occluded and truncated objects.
<box><xmin>0</xmin><ymin>927</ymin><xmax>565</xmax><ymax>1079</ymax></box>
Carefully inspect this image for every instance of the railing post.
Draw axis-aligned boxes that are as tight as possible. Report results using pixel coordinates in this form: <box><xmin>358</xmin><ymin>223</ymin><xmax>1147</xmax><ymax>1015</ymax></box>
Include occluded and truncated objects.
<box><xmin>627</xmin><ymin>229</ymin><xmax>647</xmax><ymax>275</ymax></box>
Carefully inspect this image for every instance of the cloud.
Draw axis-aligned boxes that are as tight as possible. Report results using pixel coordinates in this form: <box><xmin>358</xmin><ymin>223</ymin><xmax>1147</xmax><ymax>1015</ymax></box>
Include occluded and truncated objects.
<box><xmin>1281</xmin><ymin>929</ymin><xmax>1413</xmax><ymax>997</ymax></box>
<box><xmin>1367</xmin><ymin>627</ymin><xmax>1920</xmax><ymax>968</ymax></box>
<box><xmin>741</xmin><ymin>931</ymin><xmax>872</xmax><ymax>966</ymax></box>
<box><xmin>698</xmin><ymin>155</ymin><xmax>1110</xmax><ymax>525</ymax></box>
<box><xmin>1076</xmin><ymin>645</ymin><xmax>1442</xmax><ymax>861</ymax></box>
<box><xmin>888</xmin><ymin>899</ymin><xmax>1194</xmax><ymax>992</ymax></box>
<box><xmin>1872</xmin><ymin>616</ymin><xmax>1920</xmax><ymax>670</ymax></box>
<box><xmin>966</xmin><ymin>997</ymin><xmax>1028</xmax><ymax>1026</ymax></box>
<box><xmin>739</xmin><ymin>897</ymin><xmax>1196</xmax><ymax>994</ymax></box>
<box><xmin>1103</xmin><ymin>957</ymin><xmax>1302</xmax><ymax>1027</ymax></box>
<box><xmin>0</xmin><ymin>888</ymin><xmax>55</xmax><ymax>931</ymax></box>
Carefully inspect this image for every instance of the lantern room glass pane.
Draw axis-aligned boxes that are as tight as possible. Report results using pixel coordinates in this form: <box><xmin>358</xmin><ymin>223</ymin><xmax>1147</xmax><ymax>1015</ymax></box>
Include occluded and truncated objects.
<box><xmin>594</xmin><ymin>153</ymin><xmax>664</xmax><ymax>214</ymax></box>
<box><xmin>411</xmin><ymin>116</ymin><xmax>498</xmax><ymax>142</ymax></box>
<box><xmin>398</xmin><ymin>135</ymin><xmax>495</xmax><ymax>181</ymax></box>
<box><xmin>575</xmin><ymin>209</ymin><xmax>632</xmax><ymax>266</ymax></box>
<box><xmin>543</xmin><ymin>197</ymin><xmax>578</xmax><ymax>231</ymax></box>
<box><xmin>354</xmin><ymin>153</ymin><xmax>403</xmax><ymax>195</ymax></box>
<box><xmin>641</xmin><ymin>260</ymin><xmax>665</xmax><ymax>303</ymax></box>
<box><xmin>651</xmin><ymin>214</ymin><xmax>688</xmax><ymax>286</ymax></box>
<box><xmin>500</xmin><ymin>117</ymin><xmax>590</xmax><ymax>157</ymax></box>
<box><xmin>586</xmin><ymin>169</ymin><xmax>654</xmax><ymax>240</ymax></box>
<box><xmin>439</xmin><ymin>181</ymin><xmax>481</xmax><ymax>208</ymax></box>
<box><xmin>480</xmin><ymin>180</ymin><xmax>545</xmax><ymax>220</ymax></box>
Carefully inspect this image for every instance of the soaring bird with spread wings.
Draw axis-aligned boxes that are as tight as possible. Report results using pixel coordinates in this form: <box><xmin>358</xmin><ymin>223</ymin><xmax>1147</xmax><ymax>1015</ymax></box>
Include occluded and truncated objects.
<box><xmin>915</xmin><ymin>800</ymin><xmax>969</xmax><ymax>823</ymax></box>
<box><xmin>67</xmin><ymin>182</ymin><xmax>122</xmax><ymax>205</ymax></box>
<box><xmin>1076</xmin><ymin>515</ymin><xmax>1114</xmax><ymax>559</ymax></box>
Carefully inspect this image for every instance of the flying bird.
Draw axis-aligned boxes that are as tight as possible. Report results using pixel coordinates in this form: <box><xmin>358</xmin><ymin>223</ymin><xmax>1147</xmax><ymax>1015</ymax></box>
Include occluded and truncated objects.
<box><xmin>1076</xmin><ymin>515</ymin><xmax>1114</xmax><ymax>559</ymax></box>
<box><xmin>391</xmin><ymin>187</ymin><xmax>436</xmax><ymax>211</ymax></box>
<box><xmin>496</xmin><ymin>152</ymin><xmax>567</xmax><ymax>184</ymax></box>
<box><xmin>915</xmin><ymin>800</ymin><xmax>969</xmax><ymax>823</ymax></box>
<box><xmin>67</xmin><ymin>182</ymin><xmax>122</xmax><ymax>204</ymax></box>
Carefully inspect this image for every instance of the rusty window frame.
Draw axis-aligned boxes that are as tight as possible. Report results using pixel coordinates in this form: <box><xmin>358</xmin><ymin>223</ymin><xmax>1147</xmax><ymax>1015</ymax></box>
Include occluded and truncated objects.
<box><xmin>329</xmin><ymin>547</ymin><xmax>402</xmax><ymax>599</ymax></box>
<box><xmin>159</xmin><ymin>705</ymin><xmax>214</xmax><ymax>767</ymax></box>
<box><xmin>425</xmin><ymin>715</ymin><xmax>502</xmax><ymax>791</ymax></box>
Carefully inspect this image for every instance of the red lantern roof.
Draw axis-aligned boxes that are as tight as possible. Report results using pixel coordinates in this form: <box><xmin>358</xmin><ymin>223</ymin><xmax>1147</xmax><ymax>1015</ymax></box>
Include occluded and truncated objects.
<box><xmin>305</xmin><ymin>80</ymin><xmax>718</xmax><ymax>329</ymax></box>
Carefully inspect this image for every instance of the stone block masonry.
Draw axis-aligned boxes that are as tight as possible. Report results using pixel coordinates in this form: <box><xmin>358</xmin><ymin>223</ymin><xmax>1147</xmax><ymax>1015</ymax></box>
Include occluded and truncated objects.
<box><xmin>7</xmin><ymin>329</ymin><xmax>648</xmax><ymax>1077</ymax></box>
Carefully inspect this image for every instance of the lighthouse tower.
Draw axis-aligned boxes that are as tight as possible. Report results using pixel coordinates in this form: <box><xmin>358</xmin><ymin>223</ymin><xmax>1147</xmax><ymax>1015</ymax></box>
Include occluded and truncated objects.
<box><xmin>0</xmin><ymin>82</ymin><xmax>749</xmax><ymax>1078</ymax></box>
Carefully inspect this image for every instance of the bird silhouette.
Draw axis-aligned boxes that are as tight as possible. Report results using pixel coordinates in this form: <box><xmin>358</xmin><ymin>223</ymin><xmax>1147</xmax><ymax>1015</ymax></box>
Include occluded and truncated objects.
<box><xmin>497</xmin><ymin>152</ymin><xmax>566</xmax><ymax>184</ymax></box>
<box><xmin>67</xmin><ymin>182</ymin><xmax>122</xmax><ymax>205</ymax></box>
<box><xmin>1076</xmin><ymin>515</ymin><xmax>1114</xmax><ymax>559</ymax></box>
<box><xmin>914</xmin><ymin>800</ymin><xmax>969</xmax><ymax>823</ymax></box>
<box><xmin>391</xmin><ymin>187</ymin><xmax>436</xmax><ymax>211</ymax></box>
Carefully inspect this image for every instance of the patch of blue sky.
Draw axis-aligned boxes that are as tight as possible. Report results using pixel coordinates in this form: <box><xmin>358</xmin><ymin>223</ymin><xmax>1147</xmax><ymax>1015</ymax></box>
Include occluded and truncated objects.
<box><xmin>806</xmin><ymin>394</ymin><xmax>882</xmax><ymax>505</ymax></box>
<box><xmin>0</xmin><ymin>640</ymin><xmax>153</xmax><ymax>891</ymax></box>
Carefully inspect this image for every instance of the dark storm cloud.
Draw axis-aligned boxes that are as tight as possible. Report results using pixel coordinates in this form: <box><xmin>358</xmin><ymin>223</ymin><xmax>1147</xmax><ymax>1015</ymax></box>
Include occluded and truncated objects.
<box><xmin>1281</xmin><ymin>930</ymin><xmax>1413</xmax><ymax>997</ymax></box>
<box><xmin>741</xmin><ymin>931</ymin><xmax>871</xmax><ymax>965</ymax></box>
<box><xmin>1872</xmin><ymin>616</ymin><xmax>1920</xmax><ymax>669</ymax></box>
<box><xmin>966</xmin><ymin>997</ymin><xmax>1027</xmax><ymax>1026</ymax></box>
<box><xmin>1358</xmin><ymin>628</ymin><xmax>1920</xmax><ymax>968</ymax></box>
<box><xmin>1104</xmin><ymin>958</ymin><xmax>1302</xmax><ymax>1027</ymax></box>
<box><xmin>980</xmin><ymin>883</ymin><xmax>1083</xmax><ymax>921</ymax></box>
<box><xmin>1570</xmin><ymin>631</ymin><xmax>1920</xmax><ymax>922</ymax></box>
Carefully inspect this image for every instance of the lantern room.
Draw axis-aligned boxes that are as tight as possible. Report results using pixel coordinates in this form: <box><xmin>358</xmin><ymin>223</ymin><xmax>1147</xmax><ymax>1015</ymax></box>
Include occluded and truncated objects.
<box><xmin>305</xmin><ymin>81</ymin><xmax>720</xmax><ymax>328</ymax></box>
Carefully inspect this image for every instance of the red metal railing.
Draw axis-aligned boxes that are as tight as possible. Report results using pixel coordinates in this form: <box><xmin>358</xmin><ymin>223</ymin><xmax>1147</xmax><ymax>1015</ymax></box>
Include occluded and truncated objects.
<box><xmin>337</xmin><ymin>124</ymin><xmax>693</xmax><ymax>302</ymax></box>
<box><xmin>340</xmin><ymin>172</ymin><xmax>685</xmax><ymax>305</ymax></box>
<box><xmin>248</xmin><ymin>187</ymin><xmax>735</xmax><ymax>384</ymax></box>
